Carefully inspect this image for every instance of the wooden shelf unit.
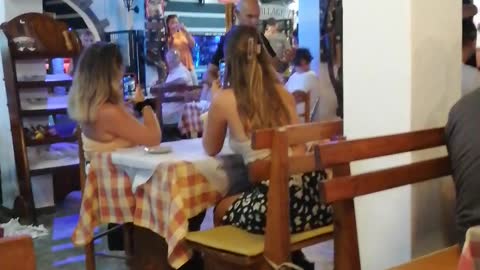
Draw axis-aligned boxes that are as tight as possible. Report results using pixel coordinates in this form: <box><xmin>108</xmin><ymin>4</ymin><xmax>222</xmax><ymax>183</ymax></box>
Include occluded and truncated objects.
<box><xmin>0</xmin><ymin>13</ymin><xmax>82</xmax><ymax>223</ymax></box>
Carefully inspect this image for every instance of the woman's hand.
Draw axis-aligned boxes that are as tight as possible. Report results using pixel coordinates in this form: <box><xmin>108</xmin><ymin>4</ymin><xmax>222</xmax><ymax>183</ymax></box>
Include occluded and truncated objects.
<box><xmin>132</xmin><ymin>85</ymin><xmax>145</xmax><ymax>104</ymax></box>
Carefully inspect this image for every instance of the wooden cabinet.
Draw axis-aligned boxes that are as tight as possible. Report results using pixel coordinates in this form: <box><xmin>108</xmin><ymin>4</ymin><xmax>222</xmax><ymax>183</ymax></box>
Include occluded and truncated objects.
<box><xmin>0</xmin><ymin>13</ymin><xmax>82</xmax><ymax>223</ymax></box>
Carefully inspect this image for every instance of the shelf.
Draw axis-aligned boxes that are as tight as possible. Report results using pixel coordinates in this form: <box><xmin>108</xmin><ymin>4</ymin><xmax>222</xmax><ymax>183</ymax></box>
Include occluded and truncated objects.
<box><xmin>29</xmin><ymin>157</ymin><xmax>79</xmax><ymax>176</ymax></box>
<box><xmin>13</xmin><ymin>51</ymin><xmax>78</xmax><ymax>60</ymax></box>
<box><xmin>26</xmin><ymin>135</ymin><xmax>77</xmax><ymax>146</ymax></box>
<box><xmin>21</xmin><ymin>107</ymin><xmax>67</xmax><ymax>116</ymax></box>
<box><xmin>17</xmin><ymin>74</ymin><xmax>72</xmax><ymax>88</ymax></box>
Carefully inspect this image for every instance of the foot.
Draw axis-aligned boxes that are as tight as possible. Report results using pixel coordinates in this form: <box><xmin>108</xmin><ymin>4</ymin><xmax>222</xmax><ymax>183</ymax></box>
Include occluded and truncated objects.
<box><xmin>291</xmin><ymin>250</ymin><xmax>315</xmax><ymax>270</ymax></box>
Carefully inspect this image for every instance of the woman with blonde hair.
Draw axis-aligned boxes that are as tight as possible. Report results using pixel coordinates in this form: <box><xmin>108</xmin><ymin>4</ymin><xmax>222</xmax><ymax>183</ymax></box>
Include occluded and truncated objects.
<box><xmin>202</xmin><ymin>26</ymin><xmax>330</xmax><ymax>269</ymax></box>
<box><xmin>68</xmin><ymin>42</ymin><xmax>161</xmax><ymax>158</ymax></box>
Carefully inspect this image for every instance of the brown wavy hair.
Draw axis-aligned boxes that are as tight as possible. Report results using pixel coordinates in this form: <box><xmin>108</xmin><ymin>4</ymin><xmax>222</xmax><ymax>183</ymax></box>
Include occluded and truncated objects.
<box><xmin>68</xmin><ymin>42</ymin><xmax>123</xmax><ymax>123</ymax></box>
<box><xmin>223</xmin><ymin>25</ymin><xmax>291</xmax><ymax>132</ymax></box>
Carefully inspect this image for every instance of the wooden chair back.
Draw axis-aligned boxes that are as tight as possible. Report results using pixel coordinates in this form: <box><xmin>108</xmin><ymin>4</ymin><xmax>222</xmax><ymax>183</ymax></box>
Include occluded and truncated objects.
<box><xmin>292</xmin><ymin>90</ymin><xmax>311</xmax><ymax>122</ymax></box>
<box><xmin>150</xmin><ymin>84</ymin><xmax>202</xmax><ymax>126</ymax></box>
<box><xmin>249</xmin><ymin>120</ymin><xmax>344</xmax><ymax>265</ymax></box>
<box><xmin>76</xmin><ymin>126</ymin><xmax>86</xmax><ymax>193</ymax></box>
<box><xmin>317</xmin><ymin>127</ymin><xmax>448</xmax><ymax>270</ymax></box>
<box><xmin>0</xmin><ymin>236</ymin><xmax>36</xmax><ymax>270</ymax></box>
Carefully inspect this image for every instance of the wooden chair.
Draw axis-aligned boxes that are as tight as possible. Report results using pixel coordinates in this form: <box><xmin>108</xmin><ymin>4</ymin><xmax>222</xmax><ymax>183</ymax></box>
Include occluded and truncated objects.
<box><xmin>317</xmin><ymin>127</ymin><xmax>460</xmax><ymax>270</ymax></box>
<box><xmin>76</xmin><ymin>127</ymin><xmax>134</xmax><ymax>270</ymax></box>
<box><xmin>292</xmin><ymin>90</ymin><xmax>311</xmax><ymax>122</ymax></box>
<box><xmin>0</xmin><ymin>235</ymin><xmax>36</xmax><ymax>270</ymax></box>
<box><xmin>150</xmin><ymin>84</ymin><xmax>202</xmax><ymax>139</ymax></box>
<box><xmin>186</xmin><ymin>120</ymin><xmax>345</xmax><ymax>270</ymax></box>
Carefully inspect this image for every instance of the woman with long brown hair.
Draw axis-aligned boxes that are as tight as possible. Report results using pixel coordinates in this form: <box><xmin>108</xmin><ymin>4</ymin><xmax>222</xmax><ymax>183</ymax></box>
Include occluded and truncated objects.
<box><xmin>202</xmin><ymin>26</ymin><xmax>331</xmax><ymax>269</ymax></box>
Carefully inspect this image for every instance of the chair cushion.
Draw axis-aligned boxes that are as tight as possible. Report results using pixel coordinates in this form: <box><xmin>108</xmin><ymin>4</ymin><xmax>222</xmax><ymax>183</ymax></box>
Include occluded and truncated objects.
<box><xmin>390</xmin><ymin>245</ymin><xmax>460</xmax><ymax>270</ymax></box>
<box><xmin>185</xmin><ymin>225</ymin><xmax>334</xmax><ymax>257</ymax></box>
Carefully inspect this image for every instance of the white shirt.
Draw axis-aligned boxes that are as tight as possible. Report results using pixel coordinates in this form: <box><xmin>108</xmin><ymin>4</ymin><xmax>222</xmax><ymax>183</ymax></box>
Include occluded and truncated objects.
<box><xmin>462</xmin><ymin>64</ymin><xmax>480</xmax><ymax>96</ymax></box>
<box><xmin>162</xmin><ymin>64</ymin><xmax>193</xmax><ymax>124</ymax></box>
<box><xmin>285</xmin><ymin>70</ymin><xmax>338</xmax><ymax>122</ymax></box>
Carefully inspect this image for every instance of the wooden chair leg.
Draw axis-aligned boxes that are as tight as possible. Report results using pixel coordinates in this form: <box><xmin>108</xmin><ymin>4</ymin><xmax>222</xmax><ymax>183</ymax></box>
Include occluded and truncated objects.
<box><xmin>123</xmin><ymin>223</ymin><xmax>134</xmax><ymax>269</ymax></box>
<box><xmin>85</xmin><ymin>241</ymin><xmax>95</xmax><ymax>270</ymax></box>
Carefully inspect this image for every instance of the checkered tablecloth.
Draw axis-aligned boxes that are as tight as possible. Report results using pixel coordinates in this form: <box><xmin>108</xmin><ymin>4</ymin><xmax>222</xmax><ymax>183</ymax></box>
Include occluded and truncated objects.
<box><xmin>72</xmin><ymin>152</ymin><xmax>222</xmax><ymax>269</ymax></box>
<box><xmin>178</xmin><ymin>103</ymin><xmax>203</xmax><ymax>137</ymax></box>
<box><xmin>459</xmin><ymin>227</ymin><xmax>480</xmax><ymax>270</ymax></box>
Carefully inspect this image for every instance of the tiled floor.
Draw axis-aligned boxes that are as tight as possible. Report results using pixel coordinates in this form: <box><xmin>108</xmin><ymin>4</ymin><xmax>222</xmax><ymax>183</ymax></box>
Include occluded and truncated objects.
<box><xmin>6</xmin><ymin>192</ymin><xmax>333</xmax><ymax>270</ymax></box>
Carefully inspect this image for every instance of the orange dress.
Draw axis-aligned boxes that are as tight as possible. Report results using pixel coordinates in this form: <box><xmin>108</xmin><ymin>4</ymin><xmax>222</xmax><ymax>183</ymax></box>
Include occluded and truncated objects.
<box><xmin>169</xmin><ymin>32</ymin><xmax>194</xmax><ymax>71</ymax></box>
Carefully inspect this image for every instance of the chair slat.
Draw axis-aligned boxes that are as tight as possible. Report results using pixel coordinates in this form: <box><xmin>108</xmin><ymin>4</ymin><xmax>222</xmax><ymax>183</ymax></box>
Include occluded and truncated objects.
<box><xmin>249</xmin><ymin>154</ymin><xmax>322</xmax><ymax>183</ymax></box>
<box><xmin>317</xmin><ymin>127</ymin><xmax>445</xmax><ymax>167</ymax></box>
<box><xmin>252</xmin><ymin>120</ymin><xmax>343</xmax><ymax>150</ymax></box>
<box><xmin>319</xmin><ymin>156</ymin><xmax>451</xmax><ymax>204</ymax></box>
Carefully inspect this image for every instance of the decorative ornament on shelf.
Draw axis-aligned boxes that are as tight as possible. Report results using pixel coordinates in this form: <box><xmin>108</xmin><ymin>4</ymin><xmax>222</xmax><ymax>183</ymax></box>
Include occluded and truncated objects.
<box><xmin>123</xmin><ymin>0</ymin><xmax>140</xmax><ymax>13</ymax></box>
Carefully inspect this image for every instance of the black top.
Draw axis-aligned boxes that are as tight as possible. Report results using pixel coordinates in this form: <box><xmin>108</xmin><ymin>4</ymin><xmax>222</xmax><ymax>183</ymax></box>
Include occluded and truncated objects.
<box><xmin>446</xmin><ymin>88</ymin><xmax>480</xmax><ymax>247</ymax></box>
<box><xmin>210</xmin><ymin>32</ymin><xmax>277</xmax><ymax>67</ymax></box>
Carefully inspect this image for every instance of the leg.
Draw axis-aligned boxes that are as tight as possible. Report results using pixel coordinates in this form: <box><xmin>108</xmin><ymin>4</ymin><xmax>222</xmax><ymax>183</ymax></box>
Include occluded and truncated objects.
<box><xmin>85</xmin><ymin>241</ymin><xmax>96</xmax><ymax>270</ymax></box>
<box><xmin>213</xmin><ymin>194</ymin><xmax>241</xmax><ymax>227</ymax></box>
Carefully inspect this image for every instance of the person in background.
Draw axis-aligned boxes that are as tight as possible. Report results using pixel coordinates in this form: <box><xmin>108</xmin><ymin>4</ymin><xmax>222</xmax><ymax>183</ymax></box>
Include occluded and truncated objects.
<box><xmin>154</xmin><ymin>49</ymin><xmax>194</xmax><ymax>126</ymax></box>
<box><xmin>207</xmin><ymin>0</ymin><xmax>294</xmax><ymax>82</ymax></box>
<box><xmin>446</xmin><ymin>88</ymin><xmax>480</xmax><ymax>248</ymax></box>
<box><xmin>166</xmin><ymin>14</ymin><xmax>198</xmax><ymax>85</ymax></box>
<box><xmin>264</xmin><ymin>17</ymin><xmax>291</xmax><ymax>59</ymax></box>
<box><xmin>67</xmin><ymin>29</ymin><xmax>95</xmax><ymax>75</ymax></box>
<box><xmin>68</xmin><ymin>42</ymin><xmax>161</xmax><ymax>158</ymax></box>
<box><xmin>461</xmin><ymin>19</ymin><xmax>480</xmax><ymax>96</ymax></box>
<box><xmin>286</xmin><ymin>48</ymin><xmax>338</xmax><ymax>121</ymax></box>
<box><xmin>202</xmin><ymin>26</ymin><xmax>331</xmax><ymax>270</ymax></box>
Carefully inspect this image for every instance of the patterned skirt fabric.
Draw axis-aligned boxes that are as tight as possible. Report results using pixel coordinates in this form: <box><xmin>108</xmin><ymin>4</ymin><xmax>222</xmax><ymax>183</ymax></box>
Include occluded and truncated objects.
<box><xmin>222</xmin><ymin>171</ymin><xmax>333</xmax><ymax>234</ymax></box>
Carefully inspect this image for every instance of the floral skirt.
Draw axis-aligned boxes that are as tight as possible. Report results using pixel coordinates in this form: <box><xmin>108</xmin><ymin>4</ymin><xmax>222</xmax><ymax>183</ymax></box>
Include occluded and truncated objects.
<box><xmin>222</xmin><ymin>171</ymin><xmax>333</xmax><ymax>234</ymax></box>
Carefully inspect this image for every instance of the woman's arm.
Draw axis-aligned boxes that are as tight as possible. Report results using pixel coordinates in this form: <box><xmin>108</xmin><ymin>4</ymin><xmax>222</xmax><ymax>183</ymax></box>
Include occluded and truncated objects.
<box><xmin>202</xmin><ymin>91</ymin><xmax>229</xmax><ymax>156</ymax></box>
<box><xmin>97</xmin><ymin>104</ymin><xmax>162</xmax><ymax>147</ymax></box>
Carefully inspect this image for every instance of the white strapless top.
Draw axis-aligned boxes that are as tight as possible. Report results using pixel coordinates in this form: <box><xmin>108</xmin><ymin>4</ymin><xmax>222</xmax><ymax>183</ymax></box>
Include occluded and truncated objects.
<box><xmin>228</xmin><ymin>136</ymin><xmax>270</xmax><ymax>164</ymax></box>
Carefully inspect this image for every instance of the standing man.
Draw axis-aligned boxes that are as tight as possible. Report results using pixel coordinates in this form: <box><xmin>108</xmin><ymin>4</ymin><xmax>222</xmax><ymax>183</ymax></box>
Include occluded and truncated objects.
<box><xmin>207</xmin><ymin>0</ymin><xmax>293</xmax><ymax>81</ymax></box>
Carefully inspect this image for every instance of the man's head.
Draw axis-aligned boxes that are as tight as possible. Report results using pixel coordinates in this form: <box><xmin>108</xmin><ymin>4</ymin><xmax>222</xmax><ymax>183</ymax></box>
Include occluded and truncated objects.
<box><xmin>166</xmin><ymin>49</ymin><xmax>181</xmax><ymax>69</ymax></box>
<box><xmin>462</xmin><ymin>19</ymin><xmax>477</xmax><ymax>63</ymax></box>
<box><xmin>293</xmin><ymin>48</ymin><xmax>313</xmax><ymax>72</ymax></box>
<box><xmin>265</xmin><ymin>17</ymin><xmax>278</xmax><ymax>33</ymax></box>
<box><xmin>235</xmin><ymin>0</ymin><xmax>260</xmax><ymax>27</ymax></box>
<box><xmin>80</xmin><ymin>30</ymin><xmax>94</xmax><ymax>48</ymax></box>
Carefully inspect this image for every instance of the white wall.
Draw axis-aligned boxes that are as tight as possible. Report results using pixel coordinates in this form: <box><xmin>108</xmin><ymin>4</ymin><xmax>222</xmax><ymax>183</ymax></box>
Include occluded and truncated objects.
<box><xmin>89</xmin><ymin>0</ymin><xmax>145</xmax><ymax>32</ymax></box>
<box><xmin>343</xmin><ymin>0</ymin><xmax>460</xmax><ymax>269</ymax></box>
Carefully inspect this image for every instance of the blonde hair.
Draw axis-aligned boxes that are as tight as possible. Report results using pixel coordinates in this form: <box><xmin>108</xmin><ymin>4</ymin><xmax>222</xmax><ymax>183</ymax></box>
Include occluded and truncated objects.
<box><xmin>68</xmin><ymin>42</ymin><xmax>123</xmax><ymax>123</ymax></box>
<box><xmin>224</xmin><ymin>25</ymin><xmax>291</xmax><ymax>132</ymax></box>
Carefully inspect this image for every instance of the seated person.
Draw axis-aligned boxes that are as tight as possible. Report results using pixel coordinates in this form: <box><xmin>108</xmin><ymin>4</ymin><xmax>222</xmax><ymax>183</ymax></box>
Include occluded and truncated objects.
<box><xmin>68</xmin><ymin>42</ymin><xmax>161</xmax><ymax>158</ymax></box>
<box><xmin>285</xmin><ymin>48</ymin><xmax>338</xmax><ymax>121</ymax></box>
<box><xmin>445</xmin><ymin>88</ymin><xmax>480</xmax><ymax>247</ymax></box>
<box><xmin>461</xmin><ymin>18</ymin><xmax>480</xmax><ymax>95</ymax></box>
<box><xmin>202</xmin><ymin>26</ymin><xmax>331</xmax><ymax>270</ymax></box>
<box><xmin>159</xmin><ymin>49</ymin><xmax>194</xmax><ymax>125</ymax></box>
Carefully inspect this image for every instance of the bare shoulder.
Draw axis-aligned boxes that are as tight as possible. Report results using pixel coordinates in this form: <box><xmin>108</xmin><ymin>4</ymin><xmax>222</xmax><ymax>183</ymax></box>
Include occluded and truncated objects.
<box><xmin>96</xmin><ymin>103</ymin><xmax>126</xmax><ymax>122</ymax></box>
<box><xmin>211</xmin><ymin>89</ymin><xmax>236</xmax><ymax>107</ymax></box>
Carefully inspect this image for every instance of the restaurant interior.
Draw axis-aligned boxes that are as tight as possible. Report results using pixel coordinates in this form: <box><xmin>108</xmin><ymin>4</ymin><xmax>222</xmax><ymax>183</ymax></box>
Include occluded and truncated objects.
<box><xmin>0</xmin><ymin>0</ymin><xmax>478</xmax><ymax>269</ymax></box>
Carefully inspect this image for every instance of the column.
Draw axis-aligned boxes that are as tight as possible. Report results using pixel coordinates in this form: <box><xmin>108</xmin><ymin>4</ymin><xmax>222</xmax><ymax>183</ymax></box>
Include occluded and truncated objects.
<box><xmin>343</xmin><ymin>0</ymin><xmax>460</xmax><ymax>269</ymax></box>
<box><xmin>298</xmin><ymin>0</ymin><xmax>321</xmax><ymax>73</ymax></box>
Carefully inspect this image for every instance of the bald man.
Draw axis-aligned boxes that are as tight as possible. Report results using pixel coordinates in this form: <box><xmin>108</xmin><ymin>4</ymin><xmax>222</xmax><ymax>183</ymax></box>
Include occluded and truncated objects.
<box><xmin>207</xmin><ymin>0</ymin><xmax>291</xmax><ymax>81</ymax></box>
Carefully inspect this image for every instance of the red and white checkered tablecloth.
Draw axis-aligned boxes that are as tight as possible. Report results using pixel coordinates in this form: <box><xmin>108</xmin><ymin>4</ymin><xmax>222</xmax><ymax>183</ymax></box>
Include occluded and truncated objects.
<box><xmin>72</xmin><ymin>152</ymin><xmax>222</xmax><ymax>269</ymax></box>
<box><xmin>178</xmin><ymin>103</ymin><xmax>203</xmax><ymax>137</ymax></box>
<box><xmin>458</xmin><ymin>227</ymin><xmax>480</xmax><ymax>270</ymax></box>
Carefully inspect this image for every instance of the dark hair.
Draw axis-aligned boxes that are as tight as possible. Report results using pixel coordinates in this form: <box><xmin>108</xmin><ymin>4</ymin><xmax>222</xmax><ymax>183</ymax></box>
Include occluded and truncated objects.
<box><xmin>463</xmin><ymin>19</ymin><xmax>477</xmax><ymax>47</ymax></box>
<box><xmin>166</xmin><ymin>14</ymin><xmax>178</xmax><ymax>37</ymax></box>
<box><xmin>293</xmin><ymin>48</ymin><xmax>313</xmax><ymax>66</ymax></box>
<box><xmin>266</xmin><ymin>17</ymin><xmax>277</xmax><ymax>26</ymax></box>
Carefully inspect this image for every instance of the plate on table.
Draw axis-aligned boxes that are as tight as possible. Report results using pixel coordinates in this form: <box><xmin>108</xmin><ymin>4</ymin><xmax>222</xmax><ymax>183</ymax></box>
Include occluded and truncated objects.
<box><xmin>144</xmin><ymin>145</ymin><xmax>172</xmax><ymax>154</ymax></box>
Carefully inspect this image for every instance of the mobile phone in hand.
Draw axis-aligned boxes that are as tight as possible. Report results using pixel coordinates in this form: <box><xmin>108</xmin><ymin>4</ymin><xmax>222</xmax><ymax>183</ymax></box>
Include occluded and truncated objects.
<box><xmin>123</xmin><ymin>74</ymin><xmax>137</xmax><ymax>99</ymax></box>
